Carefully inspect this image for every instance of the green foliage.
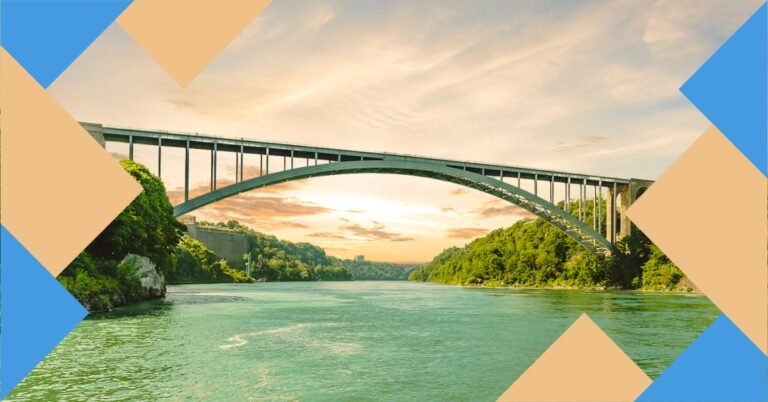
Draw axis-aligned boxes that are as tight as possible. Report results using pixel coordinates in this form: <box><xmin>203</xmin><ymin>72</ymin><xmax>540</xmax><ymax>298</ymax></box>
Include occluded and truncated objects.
<box><xmin>199</xmin><ymin>220</ymin><xmax>354</xmax><ymax>282</ymax></box>
<box><xmin>167</xmin><ymin>236</ymin><xmax>250</xmax><ymax>284</ymax></box>
<box><xmin>59</xmin><ymin>161</ymin><xmax>247</xmax><ymax>312</ymax></box>
<box><xmin>58</xmin><ymin>252</ymin><xmax>141</xmax><ymax>311</ymax></box>
<box><xmin>410</xmin><ymin>199</ymin><xmax>690</xmax><ymax>291</ymax></box>
<box><xmin>332</xmin><ymin>258</ymin><xmax>417</xmax><ymax>280</ymax></box>
<box><xmin>641</xmin><ymin>244</ymin><xmax>685</xmax><ymax>290</ymax></box>
<box><xmin>409</xmin><ymin>247</ymin><xmax>463</xmax><ymax>282</ymax></box>
<box><xmin>87</xmin><ymin>160</ymin><xmax>185</xmax><ymax>275</ymax></box>
<box><xmin>410</xmin><ymin>219</ymin><xmax>607</xmax><ymax>287</ymax></box>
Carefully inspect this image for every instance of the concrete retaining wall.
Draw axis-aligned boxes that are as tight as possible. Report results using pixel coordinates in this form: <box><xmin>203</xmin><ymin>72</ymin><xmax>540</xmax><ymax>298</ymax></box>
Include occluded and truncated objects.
<box><xmin>185</xmin><ymin>222</ymin><xmax>249</xmax><ymax>268</ymax></box>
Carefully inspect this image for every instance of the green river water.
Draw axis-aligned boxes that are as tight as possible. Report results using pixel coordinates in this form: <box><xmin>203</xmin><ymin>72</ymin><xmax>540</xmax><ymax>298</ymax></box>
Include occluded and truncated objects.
<box><xmin>9</xmin><ymin>281</ymin><xmax>719</xmax><ymax>401</ymax></box>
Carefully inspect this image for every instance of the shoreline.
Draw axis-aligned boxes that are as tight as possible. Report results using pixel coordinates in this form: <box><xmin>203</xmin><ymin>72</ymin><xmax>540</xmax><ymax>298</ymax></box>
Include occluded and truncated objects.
<box><xmin>168</xmin><ymin>280</ymin><xmax>699</xmax><ymax>294</ymax></box>
<box><xmin>456</xmin><ymin>282</ymin><xmax>700</xmax><ymax>294</ymax></box>
<box><xmin>87</xmin><ymin>280</ymin><xmax>701</xmax><ymax>317</ymax></box>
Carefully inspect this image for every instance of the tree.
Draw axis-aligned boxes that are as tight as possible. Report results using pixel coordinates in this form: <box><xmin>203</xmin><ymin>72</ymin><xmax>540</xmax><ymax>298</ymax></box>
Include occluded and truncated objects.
<box><xmin>410</xmin><ymin>198</ymin><xmax>689</xmax><ymax>291</ymax></box>
<box><xmin>86</xmin><ymin>160</ymin><xmax>185</xmax><ymax>273</ymax></box>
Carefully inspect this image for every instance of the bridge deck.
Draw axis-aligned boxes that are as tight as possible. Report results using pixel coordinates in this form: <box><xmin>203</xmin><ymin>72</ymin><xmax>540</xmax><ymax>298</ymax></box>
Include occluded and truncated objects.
<box><xmin>82</xmin><ymin>122</ymin><xmax>647</xmax><ymax>254</ymax></box>
<box><xmin>87</xmin><ymin>123</ymin><xmax>631</xmax><ymax>188</ymax></box>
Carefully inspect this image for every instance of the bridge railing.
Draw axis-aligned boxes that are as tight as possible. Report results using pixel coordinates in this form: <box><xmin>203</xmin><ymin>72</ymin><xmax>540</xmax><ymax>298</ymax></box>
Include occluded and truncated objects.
<box><xmin>86</xmin><ymin>122</ymin><xmax>648</xmax><ymax>249</ymax></box>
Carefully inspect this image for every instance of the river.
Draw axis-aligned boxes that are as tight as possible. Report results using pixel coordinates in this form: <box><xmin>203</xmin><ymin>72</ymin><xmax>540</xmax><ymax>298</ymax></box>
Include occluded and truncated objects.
<box><xmin>8</xmin><ymin>281</ymin><xmax>718</xmax><ymax>401</ymax></box>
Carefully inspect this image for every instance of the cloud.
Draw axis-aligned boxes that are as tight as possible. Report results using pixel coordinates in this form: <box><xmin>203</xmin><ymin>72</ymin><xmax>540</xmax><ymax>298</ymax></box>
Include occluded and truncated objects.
<box><xmin>166</xmin><ymin>97</ymin><xmax>199</xmax><ymax>111</ymax></box>
<box><xmin>309</xmin><ymin>220</ymin><xmax>414</xmax><ymax>243</ymax></box>
<box><xmin>172</xmin><ymin>176</ymin><xmax>329</xmax><ymax>233</ymax></box>
<box><xmin>341</xmin><ymin>221</ymin><xmax>414</xmax><ymax>242</ymax></box>
<box><xmin>475</xmin><ymin>200</ymin><xmax>535</xmax><ymax>219</ymax></box>
<box><xmin>48</xmin><ymin>0</ymin><xmax>763</xmax><ymax>262</ymax></box>
<box><xmin>445</xmin><ymin>227</ymin><xmax>488</xmax><ymax>240</ymax></box>
<box><xmin>201</xmin><ymin>195</ymin><xmax>330</xmax><ymax>218</ymax></box>
<box><xmin>166</xmin><ymin>166</ymin><xmax>308</xmax><ymax>205</ymax></box>
<box><xmin>275</xmin><ymin>221</ymin><xmax>310</xmax><ymax>229</ymax></box>
<box><xmin>188</xmin><ymin>202</ymin><xmax>319</xmax><ymax>231</ymax></box>
<box><xmin>308</xmin><ymin>232</ymin><xmax>349</xmax><ymax>240</ymax></box>
<box><xmin>550</xmin><ymin>135</ymin><xmax>609</xmax><ymax>153</ymax></box>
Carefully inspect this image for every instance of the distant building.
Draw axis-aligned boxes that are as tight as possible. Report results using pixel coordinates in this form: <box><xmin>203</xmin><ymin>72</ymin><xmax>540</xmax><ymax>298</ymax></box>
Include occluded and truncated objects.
<box><xmin>354</xmin><ymin>255</ymin><xmax>365</xmax><ymax>262</ymax></box>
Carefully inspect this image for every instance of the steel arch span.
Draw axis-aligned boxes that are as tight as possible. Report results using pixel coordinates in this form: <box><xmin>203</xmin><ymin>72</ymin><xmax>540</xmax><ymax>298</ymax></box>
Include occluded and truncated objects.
<box><xmin>173</xmin><ymin>160</ymin><xmax>613</xmax><ymax>254</ymax></box>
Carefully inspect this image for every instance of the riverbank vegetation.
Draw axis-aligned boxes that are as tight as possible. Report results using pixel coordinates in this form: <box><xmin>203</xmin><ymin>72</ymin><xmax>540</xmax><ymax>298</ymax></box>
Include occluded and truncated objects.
<box><xmin>197</xmin><ymin>221</ymin><xmax>420</xmax><ymax>281</ymax></box>
<box><xmin>409</xmin><ymin>200</ymin><xmax>691</xmax><ymax>292</ymax></box>
<box><xmin>59</xmin><ymin>161</ymin><xmax>185</xmax><ymax>311</ymax></box>
<box><xmin>59</xmin><ymin>161</ymin><xmax>247</xmax><ymax>312</ymax></box>
<box><xmin>61</xmin><ymin>160</ymin><xmax>688</xmax><ymax>313</ymax></box>
<box><xmin>197</xmin><ymin>221</ymin><xmax>354</xmax><ymax>281</ymax></box>
<box><xmin>166</xmin><ymin>236</ymin><xmax>251</xmax><ymax>284</ymax></box>
<box><xmin>331</xmin><ymin>257</ymin><xmax>418</xmax><ymax>280</ymax></box>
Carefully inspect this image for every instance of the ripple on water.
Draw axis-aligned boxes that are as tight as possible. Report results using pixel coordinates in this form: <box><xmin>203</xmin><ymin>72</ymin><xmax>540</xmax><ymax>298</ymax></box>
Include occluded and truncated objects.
<box><xmin>8</xmin><ymin>282</ymin><xmax>719</xmax><ymax>401</ymax></box>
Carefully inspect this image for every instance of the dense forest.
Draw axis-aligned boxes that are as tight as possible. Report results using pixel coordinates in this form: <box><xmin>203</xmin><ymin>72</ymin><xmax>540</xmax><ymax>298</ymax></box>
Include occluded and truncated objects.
<box><xmin>61</xmin><ymin>160</ymin><xmax>690</xmax><ymax>313</ymax></box>
<box><xmin>193</xmin><ymin>221</ymin><xmax>417</xmax><ymax>281</ymax></box>
<box><xmin>332</xmin><ymin>257</ymin><xmax>418</xmax><ymax>280</ymax></box>
<box><xmin>59</xmin><ymin>161</ymin><xmax>247</xmax><ymax>312</ymax></box>
<box><xmin>166</xmin><ymin>235</ymin><xmax>250</xmax><ymax>284</ymax></box>
<box><xmin>197</xmin><ymin>221</ymin><xmax>353</xmax><ymax>281</ymax></box>
<box><xmin>409</xmin><ymin>200</ymin><xmax>692</xmax><ymax>291</ymax></box>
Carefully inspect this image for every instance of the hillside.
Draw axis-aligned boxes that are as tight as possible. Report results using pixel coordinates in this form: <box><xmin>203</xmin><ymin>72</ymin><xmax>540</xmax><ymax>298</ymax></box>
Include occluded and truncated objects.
<box><xmin>332</xmin><ymin>257</ymin><xmax>419</xmax><ymax>280</ymax></box>
<box><xmin>409</xmin><ymin>201</ymin><xmax>691</xmax><ymax>291</ymax></box>
<box><xmin>198</xmin><ymin>221</ymin><xmax>353</xmax><ymax>281</ymax></box>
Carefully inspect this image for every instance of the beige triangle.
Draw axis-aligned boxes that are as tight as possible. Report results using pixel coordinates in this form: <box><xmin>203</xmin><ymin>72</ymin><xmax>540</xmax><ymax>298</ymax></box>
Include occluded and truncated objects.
<box><xmin>117</xmin><ymin>0</ymin><xmax>271</xmax><ymax>87</ymax></box>
<box><xmin>626</xmin><ymin>127</ymin><xmax>767</xmax><ymax>355</ymax></box>
<box><xmin>0</xmin><ymin>49</ymin><xmax>142</xmax><ymax>276</ymax></box>
<box><xmin>497</xmin><ymin>314</ymin><xmax>651</xmax><ymax>402</ymax></box>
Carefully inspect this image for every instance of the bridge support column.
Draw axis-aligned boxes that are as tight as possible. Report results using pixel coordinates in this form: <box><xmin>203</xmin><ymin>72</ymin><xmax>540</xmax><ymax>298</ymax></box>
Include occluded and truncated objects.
<box><xmin>625</xmin><ymin>178</ymin><xmax>654</xmax><ymax>236</ymax></box>
<box><xmin>592</xmin><ymin>186</ymin><xmax>597</xmax><ymax>230</ymax></box>
<box><xmin>157</xmin><ymin>137</ymin><xmax>162</xmax><ymax>177</ymax></box>
<box><xmin>239</xmin><ymin>144</ymin><xmax>244</xmax><ymax>182</ymax></box>
<box><xmin>184</xmin><ymin>140</ymin><xmax>189</xmax><ymax>201</ymax></box>
<box><xmin>549</xmin><ymin>176</ymin><xmax>554</xmax><ymax>203</ymax></box>
<box><xmin>606</xmin><ymin>183</ymin><xmax>631</xmax><ymax>243</ymax></box>
<box><xmin>597</xmin><ymin>181</ymin><xmax>602</xmax><ymax>235</ymax></box>
<box><xmin>212</xmin><ymin>141</ymin><xmax>218</xmax><ymax>191</ymax></box>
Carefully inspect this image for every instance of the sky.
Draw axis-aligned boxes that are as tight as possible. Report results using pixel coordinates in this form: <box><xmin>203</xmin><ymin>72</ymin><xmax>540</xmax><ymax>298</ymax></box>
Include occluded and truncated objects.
<box><xmin>49</xmin><ymin>0</ymin><xmax>762</xmax><ymax>263</ymax></box>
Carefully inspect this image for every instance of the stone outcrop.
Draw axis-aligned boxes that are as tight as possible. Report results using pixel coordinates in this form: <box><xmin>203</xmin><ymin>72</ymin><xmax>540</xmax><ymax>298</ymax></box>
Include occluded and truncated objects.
<box><xmin>121</xmin><ymin>253</ymin><xmax>166</xmax><ymax>299</ymax></box>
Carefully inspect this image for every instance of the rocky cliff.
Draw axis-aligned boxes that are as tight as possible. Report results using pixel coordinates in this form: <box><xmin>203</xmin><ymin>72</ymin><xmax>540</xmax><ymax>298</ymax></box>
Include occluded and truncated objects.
<box><xmin>122</xmin><ymin>253</ymin><xmax>166</xmax><ymax>299</ymax></box>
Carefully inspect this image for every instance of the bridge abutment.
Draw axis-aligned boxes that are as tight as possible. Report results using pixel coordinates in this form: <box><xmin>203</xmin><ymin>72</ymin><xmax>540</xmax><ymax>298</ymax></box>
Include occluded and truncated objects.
<box><xmin>606</xmin><ymin>184</ymin><xmax>630</xmax><ymax>242</ymax></box>
<box><xmin>180</xmin><ymin>216</ymin><xmax>249</xmax><ymax>268</ymax></box>
<box><xmin>607</xmin><ymin>179</ymin><xmax>653</xmax><ymax>242</ymax></box>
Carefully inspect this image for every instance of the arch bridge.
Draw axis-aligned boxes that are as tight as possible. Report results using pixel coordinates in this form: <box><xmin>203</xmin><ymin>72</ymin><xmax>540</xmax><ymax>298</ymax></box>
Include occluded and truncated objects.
<box><xmin>83</xmin><ymin>123</ymin><xmax>653</xmax><ymax>255</ymax></box>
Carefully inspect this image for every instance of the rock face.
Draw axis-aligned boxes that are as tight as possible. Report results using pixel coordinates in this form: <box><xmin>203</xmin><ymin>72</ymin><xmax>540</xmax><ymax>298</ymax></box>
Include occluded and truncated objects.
<box><xmin>122</xmin><ymin>253</ymin><xmax>166</xmax><ymax>299</ymax></box>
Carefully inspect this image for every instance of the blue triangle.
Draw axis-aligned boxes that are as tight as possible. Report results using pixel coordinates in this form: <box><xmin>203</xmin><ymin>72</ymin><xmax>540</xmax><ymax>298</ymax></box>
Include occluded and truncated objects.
<box><xmin>0</xmin><ymin>0</ymin><xmax>132</xmax><ymax>88</ymax></box>
<box><xmin>637</xmin><ymin>314</ymin><xmax>768</xmax><ymax>402</ymax></box>
<box><xmin>680</xmin><ymin>3</ymin><xmax>768</xmax><ymax>176</ymax></box>
<box><xmin>0</xmin><ymin>226</ymin><xmax>88</xmax><ymax>399</ymax></box>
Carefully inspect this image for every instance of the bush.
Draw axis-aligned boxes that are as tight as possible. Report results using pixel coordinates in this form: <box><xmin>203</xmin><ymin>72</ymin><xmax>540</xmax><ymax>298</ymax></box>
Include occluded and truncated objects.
<box><xmin>641</xmin><ymin>245</ymin><xmax>684</xmax><ymax>290</ymax></box>
<box><xmin>167</xmin><ymin>236</ymin><xmax>250</xmax><ymax>284</ymax></box>
<box><xmin>409</xmin><ymin>199</ymin><xmax>690</xmax><ymax>291</ymax></box>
